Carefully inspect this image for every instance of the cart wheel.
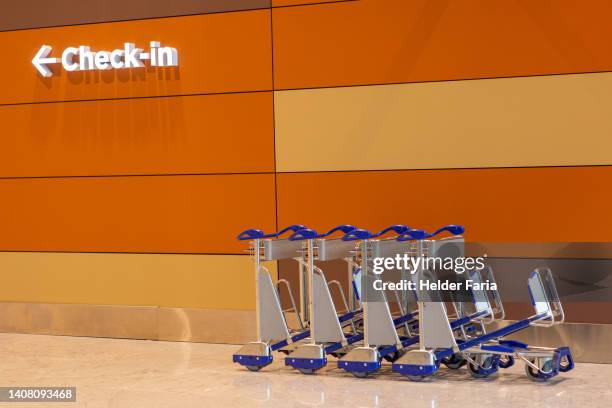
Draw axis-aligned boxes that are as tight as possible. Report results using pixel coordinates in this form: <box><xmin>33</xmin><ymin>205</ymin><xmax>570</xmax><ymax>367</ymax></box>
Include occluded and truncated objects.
<box><xmin>559</xmin><ymin>355</ymin><xmax>571</xmax><ymax>371</ymax></box>
<box><xmin>246</xmin><ymin>365</ymin><xmax>263</xmax><ymax>372</ymax></box>
<box><xmin>442</xmin><ymin>354</ymin><xmax>466</xmax><ymax>369</ymax></box>
<box><xmin>298</xmin><ymin>368</ymin><xmax>316</xmax><ymax>375</ymax></box>
<box><xmin>467</xmin><ymin>355</ymin><xmax>497</xmax><ymax>379</ymax></box>
<box><xmin>383</xmin><ymin>351</ymin><xmax>403</xmax><ymax>363</ymax></box>
<box><xmin>352</xmin><ymin>371</ymin><xmax>369</xmax><ymax>378</ymax></box>
<box><xmin>407</xmin><ymin>375</ymin><xmax>426</xmax><ymax>382</ymax></box>
<box><xmin>525</xmin><ymin>358</ymin><xmax>553</xmax><ymax>382</ymax></box>
<box><xmin>499</xmin><ymin>355</ymin><xmax>515</xmax><ymax>369</ymax></box>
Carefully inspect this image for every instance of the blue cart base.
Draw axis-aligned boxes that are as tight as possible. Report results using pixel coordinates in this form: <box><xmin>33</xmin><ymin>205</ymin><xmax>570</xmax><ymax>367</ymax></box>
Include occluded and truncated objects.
<box><xmin>338</xmin><ymin>360</ymin><xmax>381</xmax><ymax>377</ymax></box>
<box><xmin>285</xmin><ymin>357</ymin><xmax>328</xmax><ymax>374</ymax></box>
<box><xmin>233</xmin><ymin>354</ymin><xmax>274</xmax><ymax>371</ymax></box>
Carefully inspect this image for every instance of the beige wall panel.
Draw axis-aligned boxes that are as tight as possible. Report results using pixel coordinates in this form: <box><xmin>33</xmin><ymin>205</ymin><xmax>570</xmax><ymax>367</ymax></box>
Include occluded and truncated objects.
<box><xmin>275</xmin><ymin>72</ymin><xmax>612</xmax><ymax>172</ymax></box>
<box><xmin>157</xmin><ymin>307</ymin><xmax>254</xmax><ymax>344</ymax></box>
<box><xmin>0</xmin><ymin>303</ymin><xmax>254</xmax><ymax>343</ymax></box>
<box><xmin>0</xmin><ymin>302</ymin><xmax>157</xmax><ymax>340</ymax></box>
<box><xmin>0</xmin><ymin>252</ymin><xmax>276</xmax><ymax>310</ymax></box>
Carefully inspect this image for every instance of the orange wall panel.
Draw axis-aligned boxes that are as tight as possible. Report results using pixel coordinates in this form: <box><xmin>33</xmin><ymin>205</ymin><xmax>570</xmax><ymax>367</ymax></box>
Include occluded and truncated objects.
<box><xmin>0</xmin><ymin>92</ymin><xmax>273</xmax><ymax>177</ymax></box>
<box><xmin>273</xmin><ymin>0</ymin><xmax>612</xmax><ymax>89</ymax></box>
<box><xmin>277</xmin><ymin>167</ymin><xmax>612</xmax><ymax>242</ymax></box>
<box><xmin>0</xmin><ymin>174</ymin><xmax>276</xmax><ymax>253</ymax></box>
<box><xmin>0</xmin><ymin>10</ymin><xmax>272</xmax><ymax>104</ymax></box>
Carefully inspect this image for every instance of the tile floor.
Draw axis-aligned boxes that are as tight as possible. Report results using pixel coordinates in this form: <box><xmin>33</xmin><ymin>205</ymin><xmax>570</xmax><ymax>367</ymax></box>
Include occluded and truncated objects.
<box><xmin>0</xmin><ymin>333</ymin><xmax>610</xmax><ymax>407</ymax></box>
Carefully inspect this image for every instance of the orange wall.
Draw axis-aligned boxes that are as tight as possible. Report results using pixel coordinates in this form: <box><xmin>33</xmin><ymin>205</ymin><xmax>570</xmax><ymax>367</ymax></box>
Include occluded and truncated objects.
<box><xmin>0</xmin><ymin>8</ymin><xmax>276</xmax><ymax>257</ymax></box>
<box><xmin>273</xmin><ymin>0</ymin><xmax>612</xmax><ymax>89</ymax></box>
<box><xmin>0</xmin><ymin>92</ymin><xmax>273</xmax><ymax>177</ymax></box>
<box><xmin>0</xmin><ymin>2</ymin><xmax>611</xmax><ymax>320</ymax></box>
<box><xmin>0</xmin><ymin>174</ymin><xmax>276</xmax><ymax>253</ymax></box>
<box><xmin>0</xmin><ymin>10</ymin><xmax>272</xmax><ymax>104</ymax></box>
<box><xmin>0</xmin><ymin>2</ymin><xmax>610</xmax><ymax>253</ymax></box>
<box><xmin>277</xmin><ymin>167</ymin><xmax>612</xmax><ymax>242</ymax></box>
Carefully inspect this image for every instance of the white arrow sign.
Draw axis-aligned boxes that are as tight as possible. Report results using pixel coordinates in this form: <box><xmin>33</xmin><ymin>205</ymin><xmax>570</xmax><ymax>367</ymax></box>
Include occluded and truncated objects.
<box><xmin>32</xmin><ymin>45</ymin><xmax>60</xmax><ymax>77</ymax></box>
<box><xmin>32</xmin><ymin>42</ymin><xmax>178</xmax><ymax>77</ymax></box>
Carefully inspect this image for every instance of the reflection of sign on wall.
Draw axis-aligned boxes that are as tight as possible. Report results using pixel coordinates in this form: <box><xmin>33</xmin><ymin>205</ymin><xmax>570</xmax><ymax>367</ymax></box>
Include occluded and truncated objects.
<box><xmin>32</xmin><ymin>41</ymin><xmax>179</xmax><ymax>77</ymax></box>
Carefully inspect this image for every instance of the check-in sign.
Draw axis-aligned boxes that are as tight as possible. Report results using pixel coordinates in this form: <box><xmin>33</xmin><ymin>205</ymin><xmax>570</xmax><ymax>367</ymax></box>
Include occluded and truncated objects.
<box><xmin>32</xmin><ymin>41</ymin><xmax>178</xmax><ymax>77</ymax></box>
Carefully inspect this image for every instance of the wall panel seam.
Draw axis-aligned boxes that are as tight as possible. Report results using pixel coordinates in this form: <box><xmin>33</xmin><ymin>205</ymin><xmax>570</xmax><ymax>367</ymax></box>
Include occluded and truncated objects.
<box><xmin>270</xmin><ymin>0</ymin><xmax>279</xmax><ymax>232</ymax></box>
<box><xmin>275</xmin><ymin>164</ymin><xmax>612</xmax><ymax>174</ymax></box>
<box><xmin>5</xmin><ymin>70</ymin><xmax>612</xmax><ymax>108</ymax></box>
<box><xmin>272</xmin><ymin>70</ymin><xmax>612</xmax><ymax>93</ymax></box>
<box><xmin>0</xmin><ymin>172</ymin><xmax>275</xmax><ymax>181</ymax></box>
<box><xmin>0</xmin><ymin>89</ymin><xmax>272</xmax><ymax>109</ymax></box>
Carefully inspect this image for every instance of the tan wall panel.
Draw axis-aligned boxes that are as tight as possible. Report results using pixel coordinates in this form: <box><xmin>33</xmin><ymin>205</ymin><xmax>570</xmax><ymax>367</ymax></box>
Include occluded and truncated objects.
<box><xmin>0</xmin><ymin>252</ymin><xmax>276</xmax><ymax>310</ymax></box>
<box><xmin>0</xmin><ymin>92</ymin><xmax>274</xmax><ymax>177</ymax></box>
<box><xmin>0</xmin><ymin>303</ymin><xmax>256</xmax><ymax>343</ymax></box>
<box><xmin>0</xmin><ymin>302</ymin><xmax>158</xmax><ymax>340</ymax></box>
<box><xmin>275</xmin><ymin>73</ymin><xmax>612</xmax><ymax>172</ymax></box>
<box><xmin>0</xmin><ymin>174</ymin><xmax>276</xmax><ymax>254</ymax></box>
<box><xmin>158</xmin><ymin>307</ymin><xmax>255</xmax><ymax>343</ymax></box>
<box><xmin>0</xmin><ymin>10</ymin><xmax>271</xmax><ymax>104</ymax></box>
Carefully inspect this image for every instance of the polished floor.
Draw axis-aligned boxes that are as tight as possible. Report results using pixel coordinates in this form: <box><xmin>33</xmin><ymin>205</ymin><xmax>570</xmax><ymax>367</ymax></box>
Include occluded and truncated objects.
<box><xmin>0</xmin><ymin>333</ymin><xmax>610</xmax><ymax>408</ymax></box>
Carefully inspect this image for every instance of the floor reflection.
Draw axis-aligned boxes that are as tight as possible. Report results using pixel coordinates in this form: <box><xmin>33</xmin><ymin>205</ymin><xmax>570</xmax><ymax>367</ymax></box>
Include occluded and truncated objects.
<box><xmin>0</xmin><ymin>334</ymin><xmax>608</xmax><ymax>408</ymax></box>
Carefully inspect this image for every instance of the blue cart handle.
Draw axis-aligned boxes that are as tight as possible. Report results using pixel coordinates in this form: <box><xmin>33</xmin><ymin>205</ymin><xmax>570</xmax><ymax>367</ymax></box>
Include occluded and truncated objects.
<box><xmin>274</xmin><ymin>224</ymin><xmax>308</xmax><ymax>237</ymax></box>
<box><xmin>237</xmin><ymin>224</ymin><xmax>306</xmax><ymax>240</ymax></box>
<box><xmin>396</xmin><ymin>225</ymin><xmax>464</xmax><ymax>241</ymax></box>
<box><xmin>318</xmin><ymin>224</ymin><xmax>356</xmax><ymax>238</ymax></box>
<box><xmin>372</xmin><ymin>224</ymin><xmax>410</xmax><ymax>238</ymax></box>
<box><xmin>289</xmin><ymin>228</ymin><xmax>319</xmax><ymax>241</ymax></box>
<box><xmin>342</xmin><ymin>229</ymin><xmax>373</xmax><ymax>241</ymax></box>
<box><xmin>289</xmin><ymin>224</ymin><xmax>356</xmax><ymax>241</ymax></box>
<box><xmin>429</xmin><ymin>224</ymin><xmax>465</xmax><ymax>237</ymax></box>
<box><xmin>397</xmin><ymin>229</ymin><xmax>428</xmax><ymax>241</ymax></box>
<box><xmin>342</xmin><ymin>224</ymin><xmax>409</xmax><ymax>241</ymax></box>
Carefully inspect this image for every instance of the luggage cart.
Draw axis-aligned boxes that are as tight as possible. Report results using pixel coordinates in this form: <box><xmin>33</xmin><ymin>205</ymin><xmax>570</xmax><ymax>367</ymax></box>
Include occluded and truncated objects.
<box><xmin>232</xmin><ymin>225</ymin><xmax>311</xmax><ymax>371</ymax></box>
<box><xmin>392</xmin><ymin>267</ymin><xmax>574</xmax><ymax>381</ymax></box>
<box><xmin>439</xmin><ymin>265</ymin><xmax>506</xmax><ymax>370</ymax></box>
<box><xmin>395</xmin><ymin>227</ymin><xmax>506</xmax><ymax>371</ymax></box>
<box><xmin>284</xmin><ymin>225</ymin><xmax>367</xmax><ymax>374</ymax></box>
<box><xmin>338</xmin><ymin>225</ymin><xmax>492</xmax><ymax>377</ymax></box>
